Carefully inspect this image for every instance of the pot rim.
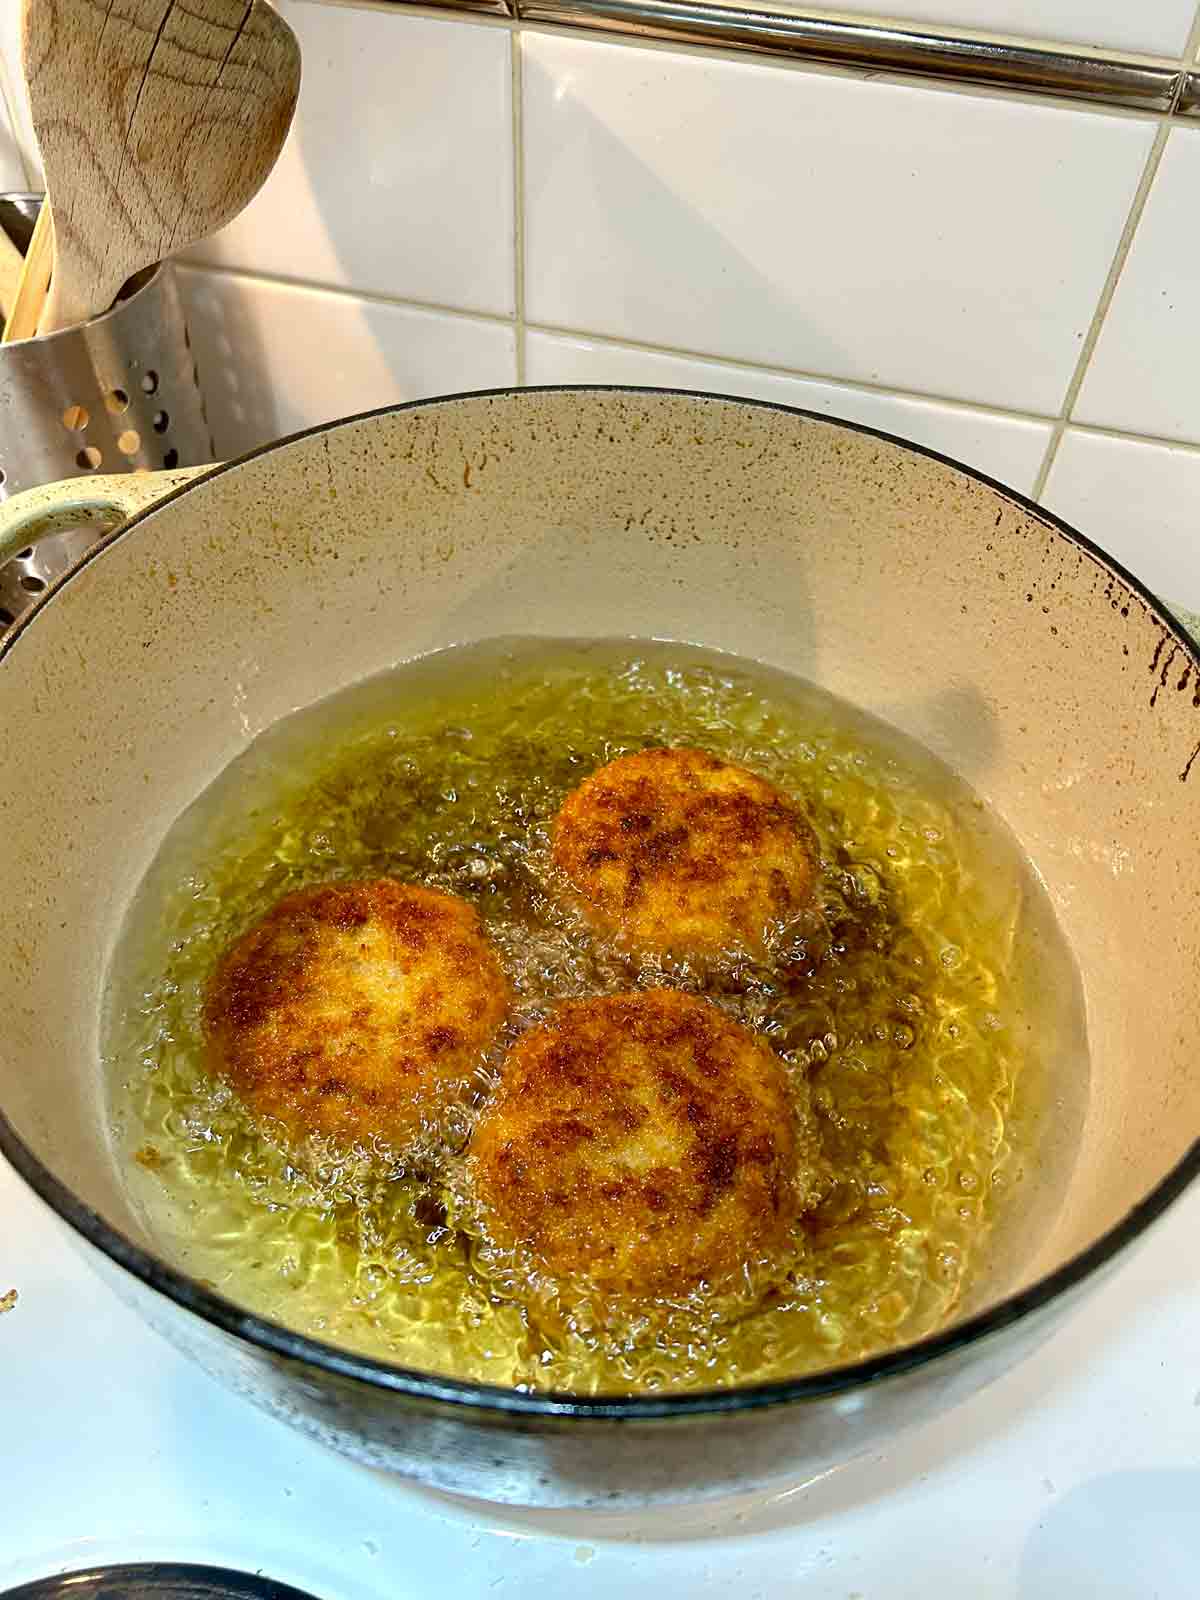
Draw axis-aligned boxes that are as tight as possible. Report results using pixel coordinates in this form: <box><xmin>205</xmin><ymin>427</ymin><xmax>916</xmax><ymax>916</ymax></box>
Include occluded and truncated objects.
<box><xmin>2</xmin><ymin>384</ymin><xmax>1198</xmax><ymax>1422</ymax></box>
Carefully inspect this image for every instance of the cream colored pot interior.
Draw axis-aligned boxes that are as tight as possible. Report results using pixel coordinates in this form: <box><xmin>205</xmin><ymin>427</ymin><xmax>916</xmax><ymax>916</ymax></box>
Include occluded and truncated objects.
<box><xmin>1</xmin><ymin>390</ymin><xmax>1198</xmax><ymax>1331</ymax></box>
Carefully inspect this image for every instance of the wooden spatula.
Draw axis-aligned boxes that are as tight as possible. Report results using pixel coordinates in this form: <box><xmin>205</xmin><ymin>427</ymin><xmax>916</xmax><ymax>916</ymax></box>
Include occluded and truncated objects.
<box><xmin>22</xmin><ymin>0</ymin><xmax>301</xmax><ymax>336</ymax></box>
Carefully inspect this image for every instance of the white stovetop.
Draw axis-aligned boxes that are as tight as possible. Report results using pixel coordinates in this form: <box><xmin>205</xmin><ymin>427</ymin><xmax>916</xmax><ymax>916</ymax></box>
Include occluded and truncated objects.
<box><xmin>1</xmin><ymin>1148</ymin><xmax>1197</xmax><ymax>1598</ymax></box>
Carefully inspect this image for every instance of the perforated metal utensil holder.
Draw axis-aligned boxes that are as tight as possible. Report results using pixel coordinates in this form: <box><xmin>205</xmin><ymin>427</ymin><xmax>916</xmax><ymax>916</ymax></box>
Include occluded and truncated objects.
<box><xmin>0</xmin><ymin>194</ymin><xmax>213</xmax><ymax>503</ymax></box>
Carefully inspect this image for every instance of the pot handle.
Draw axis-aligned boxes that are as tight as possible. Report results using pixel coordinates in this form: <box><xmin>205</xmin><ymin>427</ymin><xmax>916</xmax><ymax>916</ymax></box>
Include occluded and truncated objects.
<box><xmin>0</xmin><ymin>465</ymin><xmax>214</xmax><ymax>639</ymax></box>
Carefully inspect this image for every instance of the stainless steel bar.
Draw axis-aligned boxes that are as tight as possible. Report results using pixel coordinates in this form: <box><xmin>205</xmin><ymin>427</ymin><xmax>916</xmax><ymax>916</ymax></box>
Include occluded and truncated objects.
<box><xmin>506</xmin><ymin>0</ymin><xmax>1184</xmax><ymax>112</ymax></box>
<box><xmin>1177</xmin><ymin>69</ymin><xmax>1200</xmax><ymax>116</ymax></box>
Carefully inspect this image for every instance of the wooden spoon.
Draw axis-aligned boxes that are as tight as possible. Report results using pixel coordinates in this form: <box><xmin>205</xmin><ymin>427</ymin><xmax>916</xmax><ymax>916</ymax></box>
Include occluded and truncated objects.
<box><xmin>21</xmin><ymin>0</ymin><xmax>301</xmax><ymax>336</ymax></box>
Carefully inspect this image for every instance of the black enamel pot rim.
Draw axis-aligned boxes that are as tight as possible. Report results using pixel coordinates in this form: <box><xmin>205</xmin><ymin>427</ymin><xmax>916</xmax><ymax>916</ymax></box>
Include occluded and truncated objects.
<box><xmin>2</xmin><ymin>1563</ymin><xmax>320</xmax><ymax>1600</ymax></box>
<box><xmin>2</xmin><ymin>384</ymin><xmax>1199</xmax><ymax>1424</ymax></box>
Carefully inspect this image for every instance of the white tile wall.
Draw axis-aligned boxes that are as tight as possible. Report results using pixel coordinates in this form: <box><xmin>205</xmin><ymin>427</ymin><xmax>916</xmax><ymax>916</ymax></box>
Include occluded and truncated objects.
<box><xmin>1042</xmin><ymin>430</ymin><xmax>1200</xmax><ymax>607</ymax></box>
<box><xmin>0</xmin><ymin>4</ymin><xmax>38</xmax><ymax>185</ymax></box>
<box><xmin>0</xmin><ymin>93</ymin><xmax>25</xmax><ymax>193</ymax></box>
<box><xmin>2</xmin><ymin>2</ymin><xmax>1200</xmax><ymax>607</ymax></box>
<box><xmin>1074</xmin><ymin>127</ymin><xmax>1200</xmax><ymax>446</ymax></box>
<box><xmin>521</xmin><ymin>33</ymin><xmax>1154</xmax><ymax>414</ymax></box>
<box><xmin>177</xmin><ymin>267</ymin><xmax>517</xmax><ymax>460</ymax></box>
<box><xmin>526</xmin><ymin>330</ymin><xmax>1054</xmax><ymax>492</ymax></box>
<box><xmin>189</xmin><ymin>2</ymin><xmax>516</xmax><ymax>318</ymax></box>
<box><xmin>824</xmin><ymin>0</ymin><xmax>1198</xmax><ymax>56</ymax></box>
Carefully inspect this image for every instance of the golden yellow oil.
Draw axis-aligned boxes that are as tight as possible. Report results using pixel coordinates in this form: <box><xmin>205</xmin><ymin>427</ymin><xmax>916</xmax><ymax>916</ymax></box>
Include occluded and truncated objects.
<box><xmin>103</xmin><ymin>638</ymin><xmax>1086</xmax><ymax>1394</ymax></box>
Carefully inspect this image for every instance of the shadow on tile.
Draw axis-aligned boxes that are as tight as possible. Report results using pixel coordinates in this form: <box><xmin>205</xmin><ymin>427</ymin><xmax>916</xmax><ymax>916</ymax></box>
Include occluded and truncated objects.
<box><xmin>1018</xmin><ymin>1470</ymin><xmax>1200</xmax><ymax>1597</ymax></box>
<box><xmin>176</xmin><ymin>271</ymin><xmax>281</xmax><ymax>461</ymax></box>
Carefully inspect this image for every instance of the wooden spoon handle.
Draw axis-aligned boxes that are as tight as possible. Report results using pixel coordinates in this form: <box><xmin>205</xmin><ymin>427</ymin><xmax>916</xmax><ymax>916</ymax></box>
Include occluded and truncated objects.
<box><xmin>1</xmin><ymin>204</ymin><xmax>54</xmax><ymax>344</ymax></box>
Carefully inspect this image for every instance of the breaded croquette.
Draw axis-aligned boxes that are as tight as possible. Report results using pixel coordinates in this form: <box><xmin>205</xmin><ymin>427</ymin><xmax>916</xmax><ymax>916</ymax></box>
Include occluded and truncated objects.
<box><xmin>469</xmin><ymin>988</ymin><xmax>819</xmax><ymax>1306</ymax></box>
<box><xmin>204</xmin><ymin>878</ymin><xmax>508</xmax><ymax>1149</ymax></box>
<box><xmin>552</xmin><ymin>746</ymin><xmax>819</xmax><ymax>955</ymax></box>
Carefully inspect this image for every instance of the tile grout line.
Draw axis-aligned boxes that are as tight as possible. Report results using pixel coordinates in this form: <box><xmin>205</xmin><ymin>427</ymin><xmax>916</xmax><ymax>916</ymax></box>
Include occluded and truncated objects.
<box><xmin>178</xmin><ymin>258</ymin><xmax>521</xmax><ymax>328</ymax></box>
<box><xmin>1032</xmin><ymin>3</ymin><xmax>1200</xmax><ymax>498</ymax></box>
<box><xmin>179</xmin><ymin>259</ymin><xmax>1200</xmax><ymax>456</ymax></box>
<box><xmin>1030</xmin><ymin>116</ymin><xmax>1173</xmax><ymax>502</ymax></box>
<box><xmin>180</xmin><ymin>256</ymin><xmax>1055</xmax><ymax>421</ymax></box>
<box><xmin>533</xmin><ymin>317</ymin><xmax>1200</xmax><ymax>454</ymax></box>
<box><xmin>523</xmin><ymin>318</ymin><xmax>1064</xmax><ymax>425</ymax></box>
<box><xmin>1068</xmin><ymin>419</ymin><xmax>1200</xmax><ymax>455</ymax></box>
<box><xmin>511</xmin><ymin>25</ymin><xmax>528</xmax><ymax>385</ymax></box>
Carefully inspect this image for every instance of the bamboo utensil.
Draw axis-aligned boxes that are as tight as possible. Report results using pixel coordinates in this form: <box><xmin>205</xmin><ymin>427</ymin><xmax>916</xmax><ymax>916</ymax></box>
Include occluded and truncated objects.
<box><xmin>0</xmin><ymin>204</ymin><xmax>54</xmax><ymax>343</ymax></box>
<box><xmin>0</xmin><ymin>220</ymin><xmax>24</xmax><ymax>323</ymax></box>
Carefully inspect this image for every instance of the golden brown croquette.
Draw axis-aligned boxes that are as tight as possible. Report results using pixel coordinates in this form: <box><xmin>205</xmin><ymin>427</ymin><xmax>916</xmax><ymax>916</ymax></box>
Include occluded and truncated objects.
<box><xmin>551</xmin><ymin>746</ymin><xmax>819</xmax><ymax>955</ymax></box>
<box><xmin>204</xmin><ymin>879</ymin><xmax>509</xmax><ymax>1149</ymax></box>
<box><xmin>469</xmin><ymin>989</ymin><xmax>821</xmax><ymax>1306</ymax></box>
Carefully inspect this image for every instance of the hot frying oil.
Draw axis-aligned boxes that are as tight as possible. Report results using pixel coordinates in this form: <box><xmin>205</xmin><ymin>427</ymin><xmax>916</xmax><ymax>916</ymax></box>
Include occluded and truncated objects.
<box><xmin>104</xmin><ymin>639</ymin><xmax>1085</xmax><ymax>1394</ymax></box>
